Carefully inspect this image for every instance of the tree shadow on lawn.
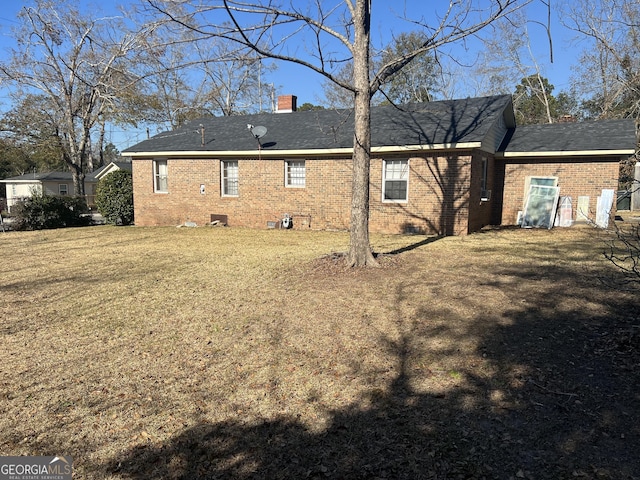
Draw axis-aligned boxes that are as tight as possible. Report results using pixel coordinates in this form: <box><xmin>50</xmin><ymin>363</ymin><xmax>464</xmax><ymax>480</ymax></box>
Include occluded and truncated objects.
<box><xmin>383</xmin><ymin>235</ymin><xmax>443</xmax><ymax>256</ymax></box>
<box><xmin>102</xmin><ymin>262</ymin><xmax>640</xmax><ymax>479</ymax></box>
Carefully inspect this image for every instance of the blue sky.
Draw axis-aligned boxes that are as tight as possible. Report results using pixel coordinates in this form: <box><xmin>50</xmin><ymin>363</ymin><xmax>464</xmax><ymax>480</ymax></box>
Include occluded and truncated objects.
<box><xmin>275</xmin><ymin>0</ymin><xmax>578</xmax><ymax>104</ymax></box>
<box><xmin>0</xmin><ymin>0</ymin><xmax>582</xmax><ymax>152</ymax></box>
<box><xmin>237</xmin><ymin>0</ymin><xmax>579</xmax><ymax>107</ymax></box>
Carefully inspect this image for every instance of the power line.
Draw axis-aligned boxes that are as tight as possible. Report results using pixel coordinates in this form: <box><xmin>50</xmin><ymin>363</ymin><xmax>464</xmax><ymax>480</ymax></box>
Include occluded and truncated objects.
<box><xmin>0</xmin><ymin>17</ymin><xmax>20</xmax><ymax>25</ymax></box>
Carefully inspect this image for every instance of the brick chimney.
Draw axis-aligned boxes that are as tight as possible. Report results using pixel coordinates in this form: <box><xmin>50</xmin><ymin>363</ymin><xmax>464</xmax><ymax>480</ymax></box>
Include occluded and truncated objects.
<box><xmin>276</xmin><ymin>95</ymin><xmax>297</xmax><ymax>113</ymax></box>
<box><xmin>558</xmin><ymin>114</ymin><xmax>577</xmax><ymax>123</ymax></box>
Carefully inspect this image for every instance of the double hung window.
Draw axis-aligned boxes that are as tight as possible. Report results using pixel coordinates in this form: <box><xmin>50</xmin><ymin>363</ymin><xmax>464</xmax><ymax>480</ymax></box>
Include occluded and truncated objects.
<box><xmin>286</xmin><ymin>160</ymin><xmax>306</xmax><ymax>187</ymax></box>
<box><xmin>383</xmin><ymin>159</ymin><xmax>409</xmax><ymax>202</ymax></box>
<box><xmin>222</xmin><ymin>160</ymin><xmax>239</xmax><ymax>196</ymax></box>
<box><xmin>154</xmin><ymin>159</ymin><xmax>168</xmax><ymax>193</ymax></box>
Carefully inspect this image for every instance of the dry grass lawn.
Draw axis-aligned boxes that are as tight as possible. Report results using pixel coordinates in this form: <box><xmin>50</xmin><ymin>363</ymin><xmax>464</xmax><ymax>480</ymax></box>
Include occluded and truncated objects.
<box><xmin>1</xmin><ymin>224</ymin><xmax>639</xmax><ymax>479</ymax></box>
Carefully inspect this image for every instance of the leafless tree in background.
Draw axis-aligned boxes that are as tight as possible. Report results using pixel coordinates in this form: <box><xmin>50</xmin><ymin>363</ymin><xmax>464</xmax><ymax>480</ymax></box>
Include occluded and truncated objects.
<box><xmin>563</xmin><ymin>0</ymin><xmax>640</xmax><ymax>120</ymax></box>
<box><xmin>473</xmin><ymin>8</ymin><xmax>560</xmax><ymax>122</ymax></box>
<box><xmin>0</xmin><ymin>0</ymin><xmax>156</xmax><ymax>195</ymax></box>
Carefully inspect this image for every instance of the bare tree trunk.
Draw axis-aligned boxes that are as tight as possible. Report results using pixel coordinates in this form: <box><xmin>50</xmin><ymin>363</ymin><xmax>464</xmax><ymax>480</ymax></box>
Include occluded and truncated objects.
<box><xmin>533</xmin><ymin>73</ymin><xmax>554</xmax><ymax>123</ymax></box>
<box><xmin>69</xmin><ymin>160</ymin><xmax>85</xmax><ymax>197</ymax></box>
<box><xmin>150</xmin><ymin>0</ymin><xmax>524</xmax><ymax>266</ymax></box>
<box><xmin>98</xmin><ymin>120</ymin><xmax>106</xmax><ymax>169</ymax></box>
<box><xmin>348</xmin><ymin>0</ymin><xmax>378</xmax><ymax>267</ymax></box>
<box><xmin>86</xmin><ymin>131</ymin><xmax>95</xmax><ymax>173</ymax></box>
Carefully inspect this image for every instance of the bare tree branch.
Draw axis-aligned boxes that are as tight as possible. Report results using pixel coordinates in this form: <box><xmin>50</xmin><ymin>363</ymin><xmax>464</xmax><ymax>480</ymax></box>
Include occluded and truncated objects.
<box><xmin>0</xmin><ymin>0</ymin><xmax>159</xmax><ymax>193</ymax></box>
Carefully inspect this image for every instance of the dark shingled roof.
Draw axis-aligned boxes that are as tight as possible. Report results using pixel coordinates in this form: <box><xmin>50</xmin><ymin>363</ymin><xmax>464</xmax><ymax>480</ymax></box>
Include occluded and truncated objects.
<box><xmin>1</xmin><ymin>163</ymin><xmax>132</xmax><ymax>183</ymax></box>
<box><xmin>499</xmin><ymin>118</ymin><xmax>637</xmax><ymax>154</ymax></box>
<box><xmin>0</xmin><ymin>171</ymin><xmax>74</xmax><ymax>182</ymax></box>
<box><xmin>124</xmin><ymin>95</ymin><xmax>513</xmax><ymax>153</ymax></box>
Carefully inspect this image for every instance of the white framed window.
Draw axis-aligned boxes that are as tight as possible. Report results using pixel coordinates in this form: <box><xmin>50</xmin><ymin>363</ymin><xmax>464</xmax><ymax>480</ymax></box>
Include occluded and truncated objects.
<box><xmin>523</xmin><ymin>176</ymin><xmax>558</xmax><ymax>209</ymax></box>
<box><xmin>222</xmin><ymin>160</ymin><xmax>239</xmax><ymax>196</ymax></box>
<box><xmin>527</xmin><ymin>176</ymin><xmax>558</xmax><ymax>188</ymax></box>
<box><xmin>382</xmin><ymin>159</ymin><xmax>409</xmax><ymax>202</ymax></box>
<box><xmin>59</xmin><ymin>184</ymin><xmax>68</xmax><ymax>195</ymax></box>
<box><xmin>153</xmin><ymin>159</ymin><xmax>168</xmax><ymax>193</ymax></box>
<box><xmin>285</xmin><ymin>160</ymin><xmax>306</xmax><ymax>187</ymax></box>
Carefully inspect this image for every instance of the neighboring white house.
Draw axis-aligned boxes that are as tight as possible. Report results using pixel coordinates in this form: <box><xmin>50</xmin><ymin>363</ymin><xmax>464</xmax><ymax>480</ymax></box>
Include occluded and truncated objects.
<box><xmin>0</xmin><ymin>161</ymin><xmax>131</xmax><ymax>213</ymax></box>
<box><xmin>0</xmin><ymin>171</ymin><xmax>75</xmax><ymax>213</ymax></box>
<box><xmin>93</xmin><ymin>161</ymin><xmax>132</xmax><ymax>181</ymax></box>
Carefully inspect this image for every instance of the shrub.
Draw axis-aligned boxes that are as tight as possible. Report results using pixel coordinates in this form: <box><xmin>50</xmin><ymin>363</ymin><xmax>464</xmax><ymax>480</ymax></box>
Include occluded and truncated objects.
<box><xmin>12</xmin><ymin>193</ymin><xmax>90</xmax><ymax>230</ymax></box>
<box><xmin>603</xmin><ymin>179</ymin><xmax>640</xmax><ymax>286</ymax></box>
<box><xmin>95</xmin><ymin>170</ymin><xmax>134</xmax><ymax>225</ymax></box>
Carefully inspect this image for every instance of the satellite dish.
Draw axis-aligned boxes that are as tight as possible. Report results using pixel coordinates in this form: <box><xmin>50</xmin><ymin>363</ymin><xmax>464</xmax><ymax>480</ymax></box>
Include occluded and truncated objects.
<box><xmin>250</xmin><ymin>125</ymin><xmax>268</xmax><ymax>139</ymax></box>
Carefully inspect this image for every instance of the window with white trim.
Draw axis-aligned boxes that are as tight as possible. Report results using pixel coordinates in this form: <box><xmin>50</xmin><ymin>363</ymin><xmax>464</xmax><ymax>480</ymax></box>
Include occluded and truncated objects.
<box><xmin>286</xmin><ymin>160</ymin><xmax>305</xmax><ymax>187</ymax></box>
<box><xmin>153</xmin><ymin>159</ymin><xmax>168</xmax><ymax>193</ymax></box>
<box><xmin>59</xmin><ymin>184</ymin><xmax>68</xmax><ymax>195</ymax></box>
<box><xmin>222</xmin><ymin>160</ymin><xmax>239</xmax><ymax>196</ymax></box>
<box><xmin>523</xmin><ymin>176</ymin><xmax>558</xmax><ymax>209</ymax></box>
<box><xmin>382</xmin><ymin>159</ymin><xmax>409</xmax><ymax>202</ymax></box>
<box><xmin>527</xmin><ymin>176</ymin><xmax>558</xmax><ymax>188</ymax></box>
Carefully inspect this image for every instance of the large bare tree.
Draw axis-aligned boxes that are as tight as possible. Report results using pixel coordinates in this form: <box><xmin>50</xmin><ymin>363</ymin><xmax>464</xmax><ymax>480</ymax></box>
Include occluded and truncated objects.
<box><xmin>472</xmin><ymin>6</ymin><xmax>559</xmax><ymax>119</ymax></box>
<box><xmin>563</xmin><ymin>0</ymin><xmax>640</xmax><ymax>120</ymax></box>
<box><xmin>0</xmin><ymin>0</ymin><xmax>152</xmax><ymax>196</ymax></box>
<box><xmin>193</xmin><ymin>40</ymin><xmax>277</xmax><ymax>116</ymax></box>
<box><xmin>129</xmin><ymin>33</ymin><xmax>276</xmax><ymax>134</ymax></box>
<box><xmin>151</xmin><ymin>0</ymin><xmax>527</xmax><ymax>266</ymax></box>
<box><xmin>322</xmin><ymin>31</ymin><xmax>440</xmax><ymax>108</ymax></box>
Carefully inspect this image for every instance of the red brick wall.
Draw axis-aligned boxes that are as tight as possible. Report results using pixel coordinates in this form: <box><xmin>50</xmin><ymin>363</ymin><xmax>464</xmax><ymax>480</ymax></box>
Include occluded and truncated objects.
<box><xmin>133</xmin><ymin>154</ymin><xmax>621</xmax><ymax>233</ymax></box>
<box><xmin>496</xmin><ymin>157</ymin><xmax>620</xmax><ymax>225</ymax></box>
<box><xmin>276</xmin><ymin>95</ymin><xmax>297</xmax><ymax>112</ymax></box>
<box><xmin>132</xmin><ymin>153</ymin><xmax>476</xmax><ymax>235</ymax></box>
<box><xmin>369</xmin><ymin>153</ymin><xmax>474</xmax><ymax>235</ymax></box>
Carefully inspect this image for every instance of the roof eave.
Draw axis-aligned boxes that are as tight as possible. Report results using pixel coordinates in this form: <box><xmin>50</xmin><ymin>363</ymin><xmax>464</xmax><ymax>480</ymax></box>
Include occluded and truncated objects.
<box><xmin>0</xmin><ymin>179</ymin><xmax>43</xmax><ymax>184</ymax></box>
<box><xmin>124</xmin><ymin>142</ymin><xmax>484</xmax><ymax>158</ymax></box>
<box><xmin>496</xmin><ymin>149</ymin><xmax>636</xmax><ymax>158</ymax></box>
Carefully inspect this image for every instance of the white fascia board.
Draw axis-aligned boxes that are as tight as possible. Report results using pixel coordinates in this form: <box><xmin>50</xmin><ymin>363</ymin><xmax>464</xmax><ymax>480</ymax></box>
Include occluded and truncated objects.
<box><xmin>0</xmin><ymin>179</ymin><xmax>42</xmax><ymax>184</ymax></box>
<box><xmin>125</xmin><ymin>142</ymin><xmax>483</xmax><ymax>159</ymax></box>
<box><xmin>497</xmin><ymin>149</ymin><xmax>636</xmax><ymax>158</ymax></box>
<box><xmin>94</xmin><ymin>166</ymin><xmax>118</xmax><ymax>180</ymax></box>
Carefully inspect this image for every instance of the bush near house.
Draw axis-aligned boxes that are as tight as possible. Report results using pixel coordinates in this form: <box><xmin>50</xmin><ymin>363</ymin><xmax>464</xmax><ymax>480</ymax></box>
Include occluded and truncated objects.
<box><xmin>11</xmin><ymin>192</ymin><xmax>90</xmax><ymax>230</ymax></box>
<box><xmin>95</xmin><ymin>169</ymin><xmax>134</xmax><ymax>225</ymax></box>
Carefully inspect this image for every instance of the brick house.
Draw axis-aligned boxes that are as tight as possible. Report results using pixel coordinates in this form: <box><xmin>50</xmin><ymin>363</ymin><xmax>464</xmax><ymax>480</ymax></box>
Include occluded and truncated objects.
<box><xmin>123</xmin><ymin>94</ymin><xmax>637</xmax><ymax>234</ymax></box>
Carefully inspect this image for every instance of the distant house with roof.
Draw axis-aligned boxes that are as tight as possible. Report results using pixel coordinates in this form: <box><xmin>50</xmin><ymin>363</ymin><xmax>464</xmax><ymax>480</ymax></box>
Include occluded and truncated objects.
<box><xmin>122</xmin><ymin>94</ymin><xmax>637</xmax><ymax>235</ymax></box>
<box><xmin>93</xmin><ymin>161</ymin><xmax>133</xmax><ymax>182</ymax></box>
<box><xmin>0</xmin><ymin>161</ymin><xmax>132</xmax><ymax>213</ymax></box>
